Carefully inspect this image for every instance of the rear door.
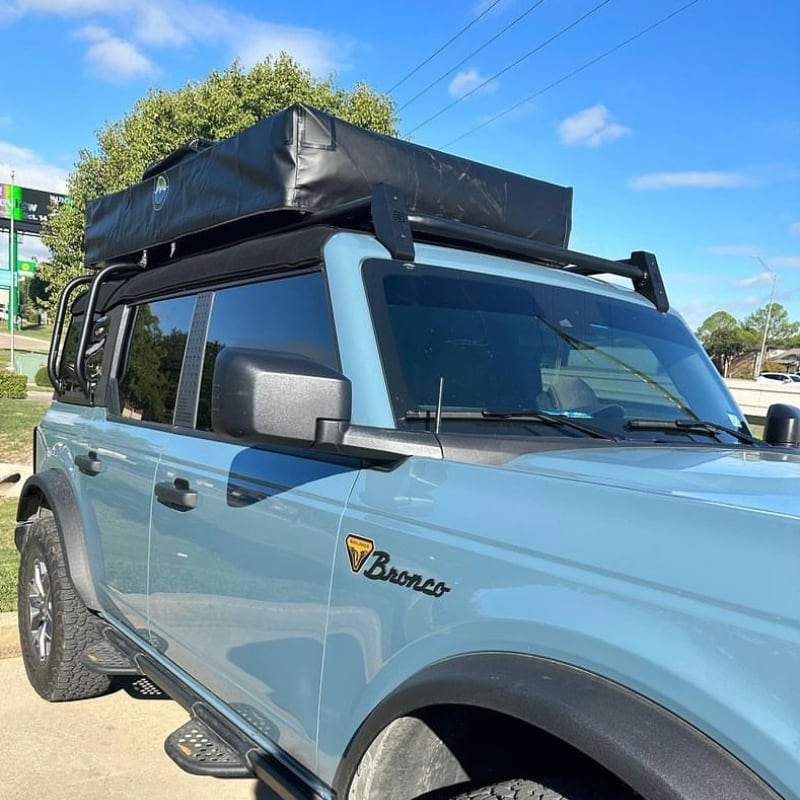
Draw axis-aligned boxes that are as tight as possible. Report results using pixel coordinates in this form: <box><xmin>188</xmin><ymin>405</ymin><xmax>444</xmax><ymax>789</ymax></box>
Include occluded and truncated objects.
<box><xmin>76</xmin><ymin>295</ymin><xmax>195</xmax><ymax>630</ymax></box>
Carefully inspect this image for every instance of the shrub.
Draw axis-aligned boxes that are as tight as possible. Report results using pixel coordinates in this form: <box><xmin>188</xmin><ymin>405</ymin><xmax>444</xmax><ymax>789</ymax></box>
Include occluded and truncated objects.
<box><xmin>0</xmin><ymin>373</ymin><xmax>27</xmax><ymax>399</ymax></box>
<box><xmin>34</xmin><ymin>366</ymin><xmax>52</xmax><ymax>388</ymax></box>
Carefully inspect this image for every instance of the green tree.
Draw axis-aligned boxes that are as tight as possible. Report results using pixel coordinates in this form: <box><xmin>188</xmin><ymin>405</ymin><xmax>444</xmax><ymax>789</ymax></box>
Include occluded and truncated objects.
<box><xmin>742</xmin><ymin>303</ymin><xmax>799</xmax><ymax>349</ymax></box>
<box><xmin>39</xmin><ymin>54</ymin><xmax>397</xmax><ymax>311</ymax></box>
<box><xmin>695</xmin><ymin>311</ymin><xmax>756</xmax><ymax>377</ymax></box>
<box><xmin>120</xmin><ymin>305</ymin><xmax>169</xmax><ymax>422</ymax></box>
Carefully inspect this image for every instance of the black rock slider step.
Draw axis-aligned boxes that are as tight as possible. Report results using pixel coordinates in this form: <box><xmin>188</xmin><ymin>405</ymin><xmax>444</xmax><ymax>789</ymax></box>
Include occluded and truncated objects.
<box><xmin>165</xmin><ymin>709</ymin><xmax>253</xmax><ymax>778</ymax></box>
<box><xmin>81</xmin><ymin>636</ymin><xmax>139</xmax><ymax>675</ymax></box>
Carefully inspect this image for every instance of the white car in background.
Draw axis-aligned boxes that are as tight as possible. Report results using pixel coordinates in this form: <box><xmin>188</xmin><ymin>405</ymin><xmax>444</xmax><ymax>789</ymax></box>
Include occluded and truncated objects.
<box><xmin>757</xmin><ymin>372</ymin><xmax>800</xmax><ymax>385</ymax></box>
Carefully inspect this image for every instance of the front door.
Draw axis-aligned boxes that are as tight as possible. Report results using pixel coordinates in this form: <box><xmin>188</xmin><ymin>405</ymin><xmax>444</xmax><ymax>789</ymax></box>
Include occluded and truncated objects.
<box><xmin>145</xmin><ymin>268</ymin><xmax>350</xmax><ymax>772</ymax></box>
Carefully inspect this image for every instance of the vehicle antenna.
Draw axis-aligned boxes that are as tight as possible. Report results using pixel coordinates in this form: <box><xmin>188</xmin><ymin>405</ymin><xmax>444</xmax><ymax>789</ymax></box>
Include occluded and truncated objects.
<box><xmin>435</xmin><ymin>377</ymin><xmax>445</xmax><ymax>434</ymax></box>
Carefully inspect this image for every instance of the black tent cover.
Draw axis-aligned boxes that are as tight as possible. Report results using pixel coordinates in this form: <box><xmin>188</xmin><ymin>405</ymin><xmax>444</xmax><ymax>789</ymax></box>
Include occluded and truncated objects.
<box><xmin>84</xmin><ymin>103</ymin><xmax>573</xmax><ymax>266</ymax></box>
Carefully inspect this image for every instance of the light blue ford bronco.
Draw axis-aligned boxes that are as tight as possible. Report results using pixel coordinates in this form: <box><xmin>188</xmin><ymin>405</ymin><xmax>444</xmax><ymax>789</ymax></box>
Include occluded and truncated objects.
<box><xmin>15</xmin><ymin>105</ymin><xmax>800</xmax><ymax>800</ymax></box>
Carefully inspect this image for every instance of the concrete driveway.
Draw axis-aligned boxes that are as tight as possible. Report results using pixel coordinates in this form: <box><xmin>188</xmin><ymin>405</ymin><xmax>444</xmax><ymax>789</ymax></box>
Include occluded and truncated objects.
<box><xmin>0</xmin><ymin>655</ymin><xmax>272</xmax><ymax>799</ymax></box>
<box><xmin>0</xmin><ymin>331</ymin><xmax>50</xmax><ymax>353</ymax></box>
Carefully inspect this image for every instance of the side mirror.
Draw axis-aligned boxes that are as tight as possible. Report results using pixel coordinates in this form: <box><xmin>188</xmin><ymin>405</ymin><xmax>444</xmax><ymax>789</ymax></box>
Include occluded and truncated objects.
<box><xmin>763</xmin><ymin>403</ymin><xmax>800</xmax><ymax>447</ymax></box>
<box><xmin>211</xmin><ymin>348</ymin><xmax>352</xmax><ymax>446</ymax></box>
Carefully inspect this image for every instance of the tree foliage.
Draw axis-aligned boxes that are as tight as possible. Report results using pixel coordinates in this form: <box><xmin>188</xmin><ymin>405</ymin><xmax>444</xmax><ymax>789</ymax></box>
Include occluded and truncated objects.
<box><xmin>742</xmin><ymin>303</ymin><xmax>800</xmax><ymax>347</ymax></box>
<box><xmin>696</xmin><ymin>303</ymin><xmax>800</xmax><ymax>377</ymax></box>
<box><xmin>695</xmin><ymin>311</ymin><xmax>757</xmax><ymax>377</ymax></box>
<box><xmin>39</xmin><ymin>54</ymin><xmax>397</xmax><ymax>311</ymax></box>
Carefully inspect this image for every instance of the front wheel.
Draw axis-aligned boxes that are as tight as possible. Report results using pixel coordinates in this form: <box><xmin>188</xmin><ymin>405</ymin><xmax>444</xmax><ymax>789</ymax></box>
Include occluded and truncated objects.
<box><xmin>450</xmin><ymin>776</ymin><xmax>634</xmax><ymax>799</ymax></box>
<box><xmin>17</xmin><ymin>516</ymin><xmax>111</xmax><ymax>701</ymax></box>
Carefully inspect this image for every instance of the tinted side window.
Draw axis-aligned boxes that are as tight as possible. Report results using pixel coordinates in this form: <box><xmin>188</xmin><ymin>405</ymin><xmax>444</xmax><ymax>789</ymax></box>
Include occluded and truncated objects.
<box><xmin>118</xmin><ymin>296</ymin><xmax>195</xmax><ymax>424</ymax></box>
<box><xmin>196</xmin><ymin>272</ymin><xmax>338</xmax><ymax>431</ymax></box>
<box><xmin>57</xmin><ymin>315</ymin><xmax>82</xmax><ymax>394</ymax></box>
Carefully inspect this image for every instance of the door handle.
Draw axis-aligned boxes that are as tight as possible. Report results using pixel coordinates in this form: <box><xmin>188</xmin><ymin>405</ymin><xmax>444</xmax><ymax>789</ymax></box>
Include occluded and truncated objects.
<box><xmin>155</xmin><ymin>478</ymin><xmax>198</xmax><ymax>511</ymax></box>
<box><xmin>75</xmin><ymin>451</ymin><xmax>102</xmax><ymax>476</ymax></box>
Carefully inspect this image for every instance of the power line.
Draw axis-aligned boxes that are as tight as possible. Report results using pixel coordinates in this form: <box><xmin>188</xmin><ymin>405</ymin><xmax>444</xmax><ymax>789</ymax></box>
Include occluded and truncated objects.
<box><xmin>443</xmin><ymin>0</ymin><xmax>705</xmax><ymax>148</ymax></box>
<box><xmin>387</xmin><ymin>0</ymin><xmax>504</xmax><ymax>95</ymax></box>
<box><xmin>406</xmin><ymin>0</ymin><xmax>614</xmax><ymax>136</ymax></box>
<box><xmin>397</xmin><ymin>0</ymin><xmax>548</xmax><ymax>113</ymax></box>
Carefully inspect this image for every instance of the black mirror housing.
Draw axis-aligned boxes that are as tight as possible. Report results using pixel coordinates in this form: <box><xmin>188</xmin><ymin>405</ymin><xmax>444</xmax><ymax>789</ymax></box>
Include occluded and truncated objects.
<box><xmin>763</xmin><ymin>403</ymin><xmax>800</xmax><ymax>447</ymax></box>
<box><xmin>211</xmin><ymin>348</ymin><xmax>352</xmax><ymax>446</ymax></box>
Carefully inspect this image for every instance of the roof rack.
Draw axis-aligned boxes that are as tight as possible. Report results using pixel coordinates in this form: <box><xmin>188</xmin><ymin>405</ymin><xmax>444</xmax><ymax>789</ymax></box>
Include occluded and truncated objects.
<box><xmin>314</xmin><ymin>183</ymin><xmax>670</xmax><ymax>313</ymax></box>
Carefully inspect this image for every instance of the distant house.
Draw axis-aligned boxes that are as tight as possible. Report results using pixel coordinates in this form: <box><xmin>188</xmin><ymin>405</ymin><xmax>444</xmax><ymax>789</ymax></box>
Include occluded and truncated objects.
<box><xmin>771</xmin><ymin>349</ymin><xmax>800</xmax><ymax>373</ymax></box>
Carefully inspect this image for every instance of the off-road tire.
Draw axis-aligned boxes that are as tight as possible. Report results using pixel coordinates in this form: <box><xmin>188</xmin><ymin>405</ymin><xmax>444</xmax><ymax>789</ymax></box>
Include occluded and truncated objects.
<box><xmin>17</xmin><ymin>516</ymin><xmax>111</xmax><ymax>701</ymax></box>
<box><xmin>451</xmin><ymin>777</ymin><xmax>629</xmax><ymax>799</ymax></box>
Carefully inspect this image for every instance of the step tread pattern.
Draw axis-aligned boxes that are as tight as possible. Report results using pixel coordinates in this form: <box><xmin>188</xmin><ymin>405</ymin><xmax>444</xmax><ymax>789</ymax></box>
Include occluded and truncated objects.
<box><xmin>165</xmin><ymin>718</ymin><xmax>252</xmax><ymax>777</ymax></box>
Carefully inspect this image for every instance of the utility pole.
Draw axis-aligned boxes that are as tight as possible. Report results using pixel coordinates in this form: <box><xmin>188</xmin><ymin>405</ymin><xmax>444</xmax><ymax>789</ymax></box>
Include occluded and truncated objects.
<box><xmin>9</xmin><ymin>170</ymin><xmax>16</xmax><ymax>370</ymax></box>
<box><xmin>752</xmin><ymin>255</ymin><xmax>777</xmax><ymax>378</ymax></box>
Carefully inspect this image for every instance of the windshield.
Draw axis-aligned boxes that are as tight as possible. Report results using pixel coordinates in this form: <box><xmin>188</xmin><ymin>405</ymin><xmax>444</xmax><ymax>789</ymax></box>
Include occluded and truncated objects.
<box><xmin>363</xmin><ymin>259</ymin><xmax>748</xmax><ymax>443</ymax></box>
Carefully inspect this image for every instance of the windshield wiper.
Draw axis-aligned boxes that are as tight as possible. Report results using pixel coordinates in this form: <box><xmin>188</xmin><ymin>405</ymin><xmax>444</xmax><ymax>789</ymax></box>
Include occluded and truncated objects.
<box><xmin>624</xmin><ymin>418</ymin><xmax>760</xmax><ymax>445</ymax></box>
<box><xmin>483</xmin><ymin>409</ymin><xmax>621</xmax><ymax>440</ymax></box>
<box><xmin>405</xmin><ymin>409</ymin><xmax>619</xmax><ymax>440</ymax></box>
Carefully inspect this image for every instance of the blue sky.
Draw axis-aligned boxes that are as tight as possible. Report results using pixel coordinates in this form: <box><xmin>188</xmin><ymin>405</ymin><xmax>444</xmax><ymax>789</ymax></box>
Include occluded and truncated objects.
<box><xmin>0</xmin><ymin>0</ymin><xmax>797</xmax><ymax>330</ymax></box>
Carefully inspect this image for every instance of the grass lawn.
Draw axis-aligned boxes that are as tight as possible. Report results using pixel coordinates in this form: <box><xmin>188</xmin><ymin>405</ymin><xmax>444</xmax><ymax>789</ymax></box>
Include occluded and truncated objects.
<box><xmin>16</xmin><ymin>325</ymin><xmax>54</xmax><ymax>343</ymax></box>
<box><xmin>0</xmin><ymin>398</ymin><xmax>50</xmax><ymax>464</ymax></box>
<box><xmin>0</xmin><ymin>396</ymin><xmax>49</xmax><ymax>611</ymax></box>
<box><xmin>0</xmin><ymin>499</ymin><xmax>18</xmax><ymax>612</ymax></box>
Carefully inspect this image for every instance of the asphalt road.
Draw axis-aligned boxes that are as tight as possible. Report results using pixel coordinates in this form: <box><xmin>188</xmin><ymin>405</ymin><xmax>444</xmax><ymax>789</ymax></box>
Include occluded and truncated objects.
<box><xmin>0</xmin><ymin>656</ymin><xmax>272</xmax><ymax>800</ymax></box>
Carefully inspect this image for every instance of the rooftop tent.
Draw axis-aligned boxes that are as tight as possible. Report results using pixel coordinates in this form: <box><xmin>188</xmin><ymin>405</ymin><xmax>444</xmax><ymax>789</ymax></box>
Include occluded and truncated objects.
<box><xmin>84</xmin><ymin>103</ymin><xmax>573</xmax><ymax>267</ymax></box>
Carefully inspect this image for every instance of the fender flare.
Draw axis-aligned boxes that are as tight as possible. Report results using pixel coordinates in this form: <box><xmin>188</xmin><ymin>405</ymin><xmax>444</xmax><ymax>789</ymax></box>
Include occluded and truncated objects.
<box><xmin>333</xmin><ymin>652</ymin><xmax>781</xmax><ymax>800</ymax></box>
<box><xmin>16</xmin><ymin>468</ymin><xmax>104</xmax><ymax>611</ymax></box>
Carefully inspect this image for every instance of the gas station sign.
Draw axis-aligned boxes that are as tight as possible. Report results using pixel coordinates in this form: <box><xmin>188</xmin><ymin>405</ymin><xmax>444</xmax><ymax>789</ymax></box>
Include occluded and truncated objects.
<box><xmin>0</xmin><ymin>184</ymin><xmax>68</xmax><ymax>234</ymax></box>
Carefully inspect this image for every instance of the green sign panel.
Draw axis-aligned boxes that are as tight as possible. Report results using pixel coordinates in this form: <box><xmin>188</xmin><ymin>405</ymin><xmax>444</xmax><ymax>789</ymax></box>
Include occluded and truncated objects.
<box><xmin>17</xmin><ymin>260</ymin><xmax>37</xmax><ymax>273</ymax></box>
<box><xmin>0</xmin><ymin>184</ymin><xmax>23</xmax><ymax>220</ymax></box>
<box><xmin>0</xmin><ymin>183</ymin><xmax>68</xmax><ymax>234</ymax></box>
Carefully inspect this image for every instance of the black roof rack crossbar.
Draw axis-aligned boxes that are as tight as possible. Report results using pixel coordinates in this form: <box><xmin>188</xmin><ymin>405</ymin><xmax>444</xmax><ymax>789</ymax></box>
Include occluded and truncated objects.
<box><xmin>304</xmin><ymin>185</ymin><xmax>668</xmax><ymax>313</ymax></box>
<box><xmin>405</xmin><ymin>213</ymin><xmax>669</xmax><ymax>313</ymax></box>
<box><xmin>96</xmin><ymin>183</ymin><xmax>667</xmax><ymax>314</ymax></box>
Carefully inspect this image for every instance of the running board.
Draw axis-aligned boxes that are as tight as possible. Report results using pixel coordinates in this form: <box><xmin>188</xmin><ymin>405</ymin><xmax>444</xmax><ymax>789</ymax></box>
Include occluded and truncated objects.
<box><xmin>140</xmin><ymin>655</ymin><xmax>325</xmax><ymax>799</ymax></box>
<box><xmin>82</xmin><ymin>624</ymin><xmax>327</xmax><ymax>799</ymax></box>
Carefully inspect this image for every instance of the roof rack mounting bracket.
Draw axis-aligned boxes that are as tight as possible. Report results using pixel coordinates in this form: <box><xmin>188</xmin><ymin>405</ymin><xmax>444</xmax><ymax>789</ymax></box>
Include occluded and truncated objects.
<box><xmin>371</xmin><ymin>183</ymin><xmax>415</xmax><ymax>262</ymax></box>
<box><xmin>628</xmin><ymin>250</ymin><xmax>669</xmax><ymax>313</ymax></box>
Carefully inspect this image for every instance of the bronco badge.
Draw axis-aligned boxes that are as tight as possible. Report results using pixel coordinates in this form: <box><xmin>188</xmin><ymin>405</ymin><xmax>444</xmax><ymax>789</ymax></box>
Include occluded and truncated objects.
<box><xmin>345</xmin><ymin>534</ymin><xmax>374</xmax><ymax>573</ymax></box>
<box><xmin>345</xmin><ymin>533</ymin><xmax>451</xmax><ymax>598</ymax></box>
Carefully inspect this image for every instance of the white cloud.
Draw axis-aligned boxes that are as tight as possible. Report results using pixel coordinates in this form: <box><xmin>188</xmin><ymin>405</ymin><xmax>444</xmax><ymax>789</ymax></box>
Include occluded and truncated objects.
<box><xmin>133</xmin><ymin>4</ymin><xmax>188</xmax><ymax>47</ymax></box>
<box><xmin>16</xmin><ymin>235</ymin><xmax>52</xmax><ymax>264</ymax></box>
<box><xmin>7</xmin><ymin>0</ymin><xmax>116</xmax><ymax>11</ymax></box>
<box><xmin>629</xmin><ymin>171</ymin><xmax>748</xmax><ymax>190</ymax></box>
<box><xmin>3</xmin><ymin>1</ymin><xmax>352</xmax><ymax>78</ymax></box>
<box><xmin>557</xmin><ymin>105</ymin><xmax>630</xmax><ymax>148</ymax></box>
<box><xmin>770</xmin><ymin>256</ymin><xmax>800</xmax><ymax>268</ymax></box>
<box><xmin>153</xmin><ymin>4</ymin><xmax>352</xmax><ymax>73</ymax></box>
<box><xmin>448</xmin><ymin>68</ymin><xmax>498</xmax><ymax>100</ymax></box>
<box><xmin>77</xmin><ymin>25</ymin><xmax>158</xmax><ymax>83</ymax></box>
<box><xmin>234</xmin><ymin>25</ymin><xmax>350</xmax><ymax>74</ymax></box>
<box><xmin>790</xmin><ymin>222</ymin><xmax>800</xmax><ymax>234</ymax></box>
<box><xmin>735</xmin><ymin>273</ymin><xmax>774</xmax><ymax>289</ymax></box>
<box><xmin>0</xmin><ymin>141</ymin><xmax>69</xmax><ymax>192</ymax></box>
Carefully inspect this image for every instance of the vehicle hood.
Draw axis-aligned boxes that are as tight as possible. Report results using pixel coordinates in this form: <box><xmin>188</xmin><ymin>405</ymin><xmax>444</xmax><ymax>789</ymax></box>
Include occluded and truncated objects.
<box><xmin>506</xmin><ymin>445</ymin><xmax>800</xmax><ymax>518</ymax></box>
